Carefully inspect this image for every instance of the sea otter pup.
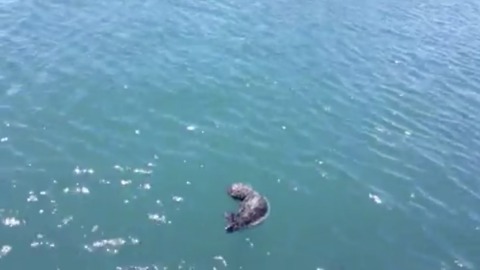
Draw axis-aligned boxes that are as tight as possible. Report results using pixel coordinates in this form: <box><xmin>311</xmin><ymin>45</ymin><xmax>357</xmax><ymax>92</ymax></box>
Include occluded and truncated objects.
<box><xmin>224</xmin><ymin>182</ymin><xmax>269</xmax><ymax>233</ymax></box>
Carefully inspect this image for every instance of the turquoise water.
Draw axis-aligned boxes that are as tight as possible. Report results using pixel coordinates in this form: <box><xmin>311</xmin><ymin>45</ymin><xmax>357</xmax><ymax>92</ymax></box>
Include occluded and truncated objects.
<box><xmin>1</xmin><ymin>0</ymin><xmax>480</xmax><ymax>269</ymax></box>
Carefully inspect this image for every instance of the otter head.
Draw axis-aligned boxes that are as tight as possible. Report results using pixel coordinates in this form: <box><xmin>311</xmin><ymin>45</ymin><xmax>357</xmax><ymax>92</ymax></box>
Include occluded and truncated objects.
<box><xmin>227</xmin><ymin>182</ymin><xmax>254</xmax><ymax>201</ymax></box>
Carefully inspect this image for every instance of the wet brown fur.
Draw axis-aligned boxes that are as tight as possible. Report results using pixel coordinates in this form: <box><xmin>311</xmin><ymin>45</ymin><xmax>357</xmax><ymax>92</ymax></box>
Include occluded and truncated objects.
<box><xmin>225</xmin><ymin>183</ymin><xmax>269</xmax><ymax>233</ymax></box>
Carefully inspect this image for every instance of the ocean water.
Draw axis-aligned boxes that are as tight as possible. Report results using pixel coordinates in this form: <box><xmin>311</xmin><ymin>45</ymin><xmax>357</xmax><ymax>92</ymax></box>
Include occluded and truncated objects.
<box><xmin>1</xmin><ymin>0</ymin><xmax>480</xmax><ymax>269</ymax></box>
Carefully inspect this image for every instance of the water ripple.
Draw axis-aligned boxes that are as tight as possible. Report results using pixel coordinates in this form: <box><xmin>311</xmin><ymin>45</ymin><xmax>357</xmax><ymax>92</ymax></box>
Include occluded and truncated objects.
<box><xmin>1</xmin><ymin>0</ymin><xmax>480</xmax><ymax>269</ymax></box>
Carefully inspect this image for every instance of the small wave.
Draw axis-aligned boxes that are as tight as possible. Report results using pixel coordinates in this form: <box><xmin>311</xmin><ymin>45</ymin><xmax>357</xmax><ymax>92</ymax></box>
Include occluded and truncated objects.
<box><xmin>30</xmin><ymin>234</ymin><xmax>55</xmax><ymax>249</ymax></box>
<box><xmin>414</xmin><ymin>186</ymin><xmax>457</xmax><ymax>216</ymax></box>
<box><xmin>115</xmin><ymin>265</ymin><xmax>165</xmax><ymax>270</ymax></box>
<box><xmin>63</xmin><ymin>185</ymin><xmax>90</xmax><ymax>195</ymax></box>
<box><xmin>148</xmin><ymin>213</ymin><xmax>170</xmax><ymax>224</ymax></box>
<box><xmin>113</xmin><ymin>165</ymin><xmax>153</xmax><ymax>175</ymax></box>
<box><xmin>213</xmin><ymin>255</ymin><xmax>228</xmax><ymax>267</ymax></box>
<box><xmin>134</xmin><ymin>168</ymin><xmax>153</xmax><ymax>175</ymax></box>
<box><xmin>73</xmin><ymin>166</ymin><xmax>95</xmax><ymax>175</ymax></box>
<box><xmin>57</xmin><ymin>215</ymin><xmax>74</xmax><ymax>228</ymax></box>
<box><xmin>368</xmin><ymin>193</ymin><xmax>383</xmax><ymax>204</ymax></box>
<box><xmin>172</xmin><ymin>196</ymin><xmax>184</xmax><ymax>202</ymax></box>
<box><xmin>84</xmin><ymin>236</ymin><xmax>139</xmax><ymax>254</ymax></box>
<box><xmin>120</xmin><ymin>179</ymin><xmax>132</xmax><ymax>185</ymax></box>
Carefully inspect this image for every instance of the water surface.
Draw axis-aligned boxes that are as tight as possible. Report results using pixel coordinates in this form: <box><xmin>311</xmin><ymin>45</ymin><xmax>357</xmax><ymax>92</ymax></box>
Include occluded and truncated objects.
<box><xmin>1</xmin><ymin>0</ymin><xmax>480</xmax><ymax>269</ymax></box>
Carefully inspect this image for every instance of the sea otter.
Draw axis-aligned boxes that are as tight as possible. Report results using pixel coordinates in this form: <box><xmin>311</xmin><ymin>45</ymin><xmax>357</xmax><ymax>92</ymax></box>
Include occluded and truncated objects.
<box><xmin>224</xmin><ymin>182</ymin><xmax>269</xmax><ymax>233</ymax></box>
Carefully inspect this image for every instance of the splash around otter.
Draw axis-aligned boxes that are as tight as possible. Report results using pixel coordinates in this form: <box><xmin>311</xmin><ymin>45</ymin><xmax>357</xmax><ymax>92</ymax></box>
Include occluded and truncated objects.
<box><xmin>224</xmin><ymin>182</ymin><xmax>270</xmax><ymax>233</ymax></box>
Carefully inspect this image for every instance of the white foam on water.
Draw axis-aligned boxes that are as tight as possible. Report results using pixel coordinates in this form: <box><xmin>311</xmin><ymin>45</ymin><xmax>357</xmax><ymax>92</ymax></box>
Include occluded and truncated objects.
<box><xmin>30</xmin><ymin>241</ymin><xmax>55</xmax><ymax>248</ymax></box>
<box><xmin>172</xmin><ymin>196</ymin><xmax>184</xmax><ymax>202</ymax></box>
<box><xmin>245</xmin><ymin>237</ymin><xmax>254</xmax><ymax>248</ymax></box>
<box><xmin>30</xmin><ymin>234</ymin><xmax>55</xmax><ymax>248</ymax></box>
<box><xmin>63</xmin><ymin>185</ymin><xmax>90</xmax><ymax>195</ymax></box>
<box><xmin>148</xmin><ymin>213</ymin><xmax>167</xmax><ymax>224</ymax></box>
<box><xmin>2</xmin><ymin>217</ymin><xmax>22</xmax><ymax>227</ymax></box>
<box><xmin>85</xmin><ymin>238</ymin><xmax>124</xmax><ymax>253</ymax></box>
<box><xmin>186</xmin><ymin>125</ymin><xmax>196</xmax><ymax>131</ymax></box>
<box><xmin>453</xmin><ymin>256</ymin><xmax>474</xmax><ymax>269</ymax></box>
<box><xmin>27</xmin><ymin>191</ymin><xmax>38</xmax><ymax>202</ymax></box>
<box><xmin>100</xmin><ymin>179</ymin><xmax>111</xmax><ymax>184</ymax></box>
<box><xmin>177</xmin><ymin>260</ymin><xmax>187</xmax><ymax>270</ymax></box>
<box><xmin>369</xmin><ymin>193</ymin><xmax>382</xmax><ymax>204</ymax></box>
<box><xmin>134</xmin><ymin>168</ymin><xmax>152</xmax><ymax>175</ymax></box>
<box><xmin>57</xmin><ymin>216</ymin><xmax>73</xmax><ymax>228</ymax></box>
<box><xmin>114</xmin><ymin>165</ymin><xmax>125</xmax><ymax>171</ymax></box>
<box><xmin>213</xmin><ymin>256</ymin><xmax>228</xmax><ymax>267</ymax></box>
<box><xmin>0</xmin><ymin>137</ymin><xmax>8</xmax><ymax>142</ymax></box>
<box><xmin>129</xmin><ymin>237</ymin><xmax>140</xmax><ymax>245</ymax></box>
<box><xmin>121</xmin><ymin>179</ymin><xmax>132</xmax><ymax>185</ymax></box>
<box><xmin>73</xmin><ymin>166</ymin><xmax>94</xmax><ymax>175</ymax></box>
<box><xmin>454</xmin><ymin>260</ymin><xmax>464</xmax><ymax>268</ymax></box>
<box><xmin>84</xmin><ymin>237</ymin><xmax>139</xmax><ymax>253</ymax></box>
<box><xmin>0</xmin><ymin>245</ymin><xmax>12</xmax><ymax>258</ymax></box>
<box><xmin>115</xmin><ymin>264</ymin><xmax>165</xmax><ymax>270</ymax></box>
<box><xmin>50</xmin><ymin>200</ymin><xmax>58</xmax><ymax>215</ymax></box>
